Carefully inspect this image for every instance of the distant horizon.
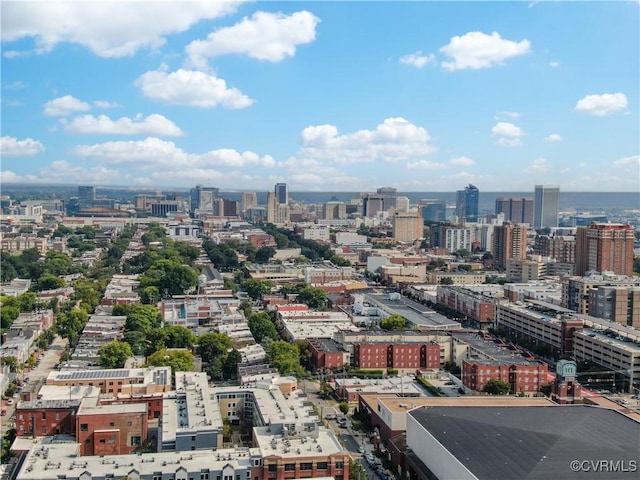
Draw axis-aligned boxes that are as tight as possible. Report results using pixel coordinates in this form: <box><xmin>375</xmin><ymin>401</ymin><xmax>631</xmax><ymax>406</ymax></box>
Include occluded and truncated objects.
<box><xmin>1</xmin><ymin>182</ymin><xmax>639</xmax><ymax>195</ymax></box>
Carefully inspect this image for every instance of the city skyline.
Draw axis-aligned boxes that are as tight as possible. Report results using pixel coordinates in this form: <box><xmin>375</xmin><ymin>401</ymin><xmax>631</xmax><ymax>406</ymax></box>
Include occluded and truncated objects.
<box><xmin>1</xmin><ymin>1</ymin><xmax>638</xmax><ymax>192</ymax></box>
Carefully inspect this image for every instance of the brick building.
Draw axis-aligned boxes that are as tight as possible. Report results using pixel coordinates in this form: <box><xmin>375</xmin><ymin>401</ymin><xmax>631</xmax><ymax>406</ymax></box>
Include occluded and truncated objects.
<box><xmin>76</xmin><ymin>396</ymin><xmax>148</xmax><ymax>456</ymax></box>
<box><xmin>436</xmin><ymin>286</ymin><xmax>496</xmax><ymax>329</ymax></box>
<box><xmin>16</xmin><ymin>399</ymin><xmax>79</xmax><ymax>437</ymax></box>
<box><xmin>353</xmin><ymin>342</ymin><xmax>441</xmax><ymax>371</ymax></box>
<box><xmin>462</xmin><ymin>359</ymin><xmax>548</xmax><ymax>394</ymax></box>
<box><xmin>575</xmin><ymin>222</ymin><xmax>635</xmax><ymax>276</ymax></box>
<box><xmin>308</xmin><ymin>338</ymin><xmax>348</xmax><ymax>372</ymax></box>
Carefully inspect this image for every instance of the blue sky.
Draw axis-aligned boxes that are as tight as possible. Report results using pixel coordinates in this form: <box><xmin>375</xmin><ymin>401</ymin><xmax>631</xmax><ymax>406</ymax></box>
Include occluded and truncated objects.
<box><xmin>1</xmin><ymin>0</ymin><xmax>638</xmax><ymax>192</ymax></box>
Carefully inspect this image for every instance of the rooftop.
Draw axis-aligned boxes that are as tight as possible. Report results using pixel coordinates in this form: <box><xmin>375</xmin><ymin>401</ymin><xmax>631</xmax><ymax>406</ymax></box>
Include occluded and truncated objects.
<box><xmin>364</xmin><ymin>293</ymin><xmax>461</xmax><ymax>330</ymax></box>
<box><xmin>409</xmin><ymin>405</ymin><xmax>640</xmax><ymax>480</ymax></box>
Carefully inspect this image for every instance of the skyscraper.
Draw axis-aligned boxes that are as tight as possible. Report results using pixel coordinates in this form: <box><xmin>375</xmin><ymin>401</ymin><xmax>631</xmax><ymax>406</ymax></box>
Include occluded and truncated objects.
<box><xmin>492</xmin><ymin>223</ymin><xmax>529</xmax><ymax>270</ymax></box>
<box><xmin>575</xmin><ymin>223</ymin><xmax>635</xmax><ymax>276</ymax></box>
<box><xmin>275</xmin><ymin>183</ymin><xmax>288</xmax><ymax>205</ymax></box>
<box><xmin>78</xmin><ymin>185</ymin><xmax>95</xmax><ymax>211</ymax></box>
<box><xmin>190</xmin><ymin>185</ymin><xmax>219</xmax><ymax>213</ymax></box>
<box><xmin>534</xmin><ymin>185</ymin><xmax>559</xmax><ymax>229</ymax></box>
<box><xmin>456</xmin><ymin>184</ymin><xmax>479</xmax><ymax>223</ymax></box>
<box><xmin>495</xmin><ymin>197</ymin><xmax>534</xmax><ymax>224</ymax></box>
<box><xmin>392</xmin><ymin>210</ymin><xmax>423</xmax><ymax>242</ymax></box>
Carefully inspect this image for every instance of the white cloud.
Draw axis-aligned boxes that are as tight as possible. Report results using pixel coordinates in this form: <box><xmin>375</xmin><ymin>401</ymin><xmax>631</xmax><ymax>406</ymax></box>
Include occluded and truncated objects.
<box><xmin>43</xmin><ymin>95</ymin><xmax>91</xmax><ymax>116</ymax></box>
<box><xmin>93</xmin><ymin>100</ymin><xmax>121</xmax><ymax>109</ymax></box>
<box><xmin>297</xmin><ymin>117</ymin><xmax>436</xmax><ymax>164</ymax></box>
<box><xmin>613</xmin><ymin>155</ymin><xmax>640</xmax><ymax>167</ymax></box>
<box><xmin>449</xmin><ymin>156</ymin><xmax>476</xmax><ymax>166</ymax></box>
<box><xmin>495</xmin><ymin>111</ymin><xmax>521</xmax><ymax>120</ymax></box>
<box><xmin>440</xmin><ymin>31</ymin><xmax>531</xmax><ymax>71</ymax></box>
<box><xmin>524</xmin><ymin>157</ymin><xmax>549</xmax><ymax>174</ymax></box>
<box><xmin>135</xmin><ymin>67</ymin><xmax>253</xmax><ymax>109</ymax></box>
<box><xmin>186</xmin><ymin>10</ymin><xmax>319</xmax><ymax>67</ymax></box>
<box><xmin>2</xmin><ymin>1</ymin><xmax>245</xmax><ymax>58</ymax></box>
<box><xmin>575</xmin><ymin>93</ymin><xmax>628</xmax><ymax>116</ymax></box>
<box><xmin>406</xmin><ymin>160</ymin><xmax>446</xmax><ymax>169</ymax></box>
<box><xmin>1</xmin><ymin>136</ymin><xmax>45</xmax><ymax>157</ymax></box>
<box><xmin>492</xmin><ymin>122</ymin><xmax>524</xmax><ymax>147</ymax></box>
<box><xmin>74</xmin><ymin>137</ymin><xmax>275</xmax><ymax>170</ymax></box>
<box><xmin>65</xmin><ymin>114</ymin><xmax>184</xmax><ymax>136</ymax></box>
<box><xmin>0</xmin><ymin>170</ymin><xmax>41</xmax><ymax>183</ymax></box>
<box><xmin>544</xmin><ymin>133</ymin><xmax>563</xmax><ymax>142</ymax></box>
<box><xmin>399</xmin><ymin>51</ymin><xmax>435</xmax><ymax>68</ymax></box>
<box><xmin>549</xmin><ymin>61</ymin><xmax>560</xmax><ymax>68</ymax></box>
<box><xmin>2</xmin><ymin>81</ymin><xmax>25</xmax><ymax>90</ymax></box>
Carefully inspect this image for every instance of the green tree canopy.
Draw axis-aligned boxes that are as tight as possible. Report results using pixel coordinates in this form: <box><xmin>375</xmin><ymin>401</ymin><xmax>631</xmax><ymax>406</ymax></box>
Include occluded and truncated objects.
<box><xmin>248</xmin><ymin>312</ymin><xmax>277</xmax><ymax>344</ymax></box>
<box><xmin>241</xmin><ymin>279</ymin><xmax>274</xmax><ymax>301</ymax></box>
<box><xmin>266</xmin><ymin>341</ymin><xmax>302</xmax><ymax>376</ymax></box>
<box><xmin>55</xmin><ymin>308</ymin><xmax>89</xmax><ymax>345</ymax></box>
<box><xmin>139</xmin><ymin>259</ymin><xmax>198</xmax><ymax>297</ymax></box>
<box><xmin>439</xmin><ymin>276</ymin><xmax>454</xmax><ymax>285</ymax></box>
<box><xmin>124</xmin><ymin>304</ymin><xmax>162</xmax><ymax>333</ymax></box>
<box><xmin>338</xmin><ymin>401</ymin><xmax>350</xmax><ymax>415</ymax></box>
<box><xmin>36</xmin><ymin>273</ymin><xmax>66</xmax><ymax>291</ymax></box>
<box><xmin>380</xmin><ymin>314</ymin><xmax>408</xmax><ymax>331</ymax></box>
<box><xmin>296</xmin><ymin>286</ymin><xmax>328</xmax><ymax>310</ymax></box>
<box><xmin>147</xmin><ymin>348</ymin><xmax>195</xmax><ymax>374</ymax></box>
<box><xmin>98</xmin><ymin>340</ymin><xmax>133</xmax><ymax>369</ymax></box>
<box><xmin>197</xmin><ymin>332</ymin><xmax>233</xmax><ymax>361</ymax></box>
<box><xmin>164</xmin><ymin>325</ymin><xmax>196</xmax><ymax>349</ymax></box>
<box><xmin>139</xmin><ymin>286</ymin><xmax>161</xmax><ymax>305</ymax></box>
<box><xmin>483</xmin><ymin>378</ymin><xmax>511</xmax><ymax>395</ymax></box>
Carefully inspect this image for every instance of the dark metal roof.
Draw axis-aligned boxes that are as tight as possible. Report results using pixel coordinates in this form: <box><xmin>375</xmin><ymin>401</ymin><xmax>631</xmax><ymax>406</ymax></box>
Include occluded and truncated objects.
<box><xmin>409</xmin><ymin>405</ymin><xmax>640</xmax><ymax>480</ymax></box>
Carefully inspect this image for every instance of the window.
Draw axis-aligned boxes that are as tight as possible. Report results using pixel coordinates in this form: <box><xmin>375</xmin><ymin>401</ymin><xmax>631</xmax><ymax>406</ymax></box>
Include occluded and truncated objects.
<box><xmin>284</xmin><ymin>464</ymin><xmax>295</xmax><ymax>471</ymax></box>
<box><xmin>55</xmin><ymin>412</ymin><xmax>60</xmax><ymax>420</ymax></box>
<box><xmin>127</xmin><ymin>421</ymin><xmax>133</xmax><ymax>427</ymax></box>
<box><xmin>41</xmin><ymin>412</ymin><xmax>46</xmax><ymax>420</ymax></box>
<box><xmin>300</xmin><ymin>463</ymin><xmax>312</xmax><ymax>471</ymax></box>
<box><xmin>317</xmin><ymin>462</ymin><xmax>328</xmax><ymax>470</ymax></box>
<box><xmin>99</xmin><ymin>439</ymin><xmax>106</xmax><ymax>443</ymax></box>
<box><xmin>130</xmin><ymin>435</ymin><xmax>141</xmax><ymax>446</ymax></box>
<box><xmin>153</xmin><ymin>476</ymin><xmax>162</xmax><ymax>480</ymax></box>
<box><xmin>335</xmin><ymin>461</ymin><xmax>344</xmax><ymax>469</ymax></box>
<box><xmin>80</xmin><ymin>424</ymin><xmax>88</xmax><ymax>432</ymax></box>
<box><xmin>110</xmin><ymin>422</ymin><xmax>115</xmax><ymax>427</ymax></box>
<box><xmin>200</xmin><ymin>474</ymin><xmax>209</xmax><ymax>480</ymax></box>
<box><xmin>268</xmin><ymin>465</ymin><xmax>277</xmax><ymax>472</ymax></box>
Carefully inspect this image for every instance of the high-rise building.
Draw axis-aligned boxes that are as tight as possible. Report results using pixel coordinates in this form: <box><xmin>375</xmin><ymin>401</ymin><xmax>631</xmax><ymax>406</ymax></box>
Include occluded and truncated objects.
<box><xmin>534</xmin><ymin>185</ymin><xmax>559</xmax><ymax>229</ymax></box>
<box><xmin>456</xmin><ymin>184</ymin><xmax>479</xmax><ymax>223</ymax></box>
<box><xmin>392</xmin><ymin>210</ymin><xmax>423</xmax><ymax>242</ymax></box>
<box><xmin>190</xmin><ymin>185</ymin><xmax>219</xmax><ymax>213</ymax></box>
<box><xmin>495</xmin><ymin>197</ymin><xmax>534</xmax><ymax>224</ymax></box>
<box><xmin>575</xmin><ymin>222</ymin><xmax>635</xmax><ymax>276</ymax></box>
<box><xmin>267</xmin><ymin>192</ymin><xmax>289</xmax><ymax>224</ymax></box>
<box><xmin>78</xmin><ymin>185</ymin><xmax>95</xmax><ymax>211</ymax></box>
<box><xmin>419</xmin><ymin>199</ymin><xmax>447</xmax><ymax>223</ymax></box>
<box><xmin>240</xmin><ymin>192</ymin><xmax>257</xmax><ymax>213</ymax></box>
<box><xmin>492</xmin><ymin>223</ymin><xmax>528</xmax><ymax>270</ymax></box>
<box><xmin>362</xmin><ymin>194</ymin><xmax>386</xmax><ymax>218</ymax></box>
<box><xmin>275</xmin><ymin>183</ymin><xmax>288</xmax><ymax>205</ymax></box>
<box><xmin>323</xmin><ymin>201</ymin><xmax>347</xmax><ymax>220</ymax></box>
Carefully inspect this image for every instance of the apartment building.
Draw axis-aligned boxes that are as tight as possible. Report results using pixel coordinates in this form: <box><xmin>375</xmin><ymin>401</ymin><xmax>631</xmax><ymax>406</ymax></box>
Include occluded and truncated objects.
<box><xmin>436</xmin><ymin>286</ymin><xmax>497</xmax><ymax>329</ymax></box>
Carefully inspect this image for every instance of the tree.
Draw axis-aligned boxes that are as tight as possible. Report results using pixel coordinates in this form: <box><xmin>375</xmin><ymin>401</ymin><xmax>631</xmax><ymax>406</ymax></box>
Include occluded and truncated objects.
<box><xmin>540</xmin><ymin>382</ymin><xmax>553</xmax><ymax>396</ymax></box>
<box><xmin>125</xmin><ymin>305</ymin><xmax>162</xmax><ymax>332</ymax></box>
<box><xmin>223</xmin><ymin>349</ymin><xmax>242</xmax><ymax>380</ymax></box>
<box><xmin>338</xmin><ymin>401</ymin><xmax>350</xmax><ymax>415</ymax></box>
<box><xmin>380</xmin><ymin>314</ymin><xmax>408</xmax><ymax>331</ymax></box>
<box><xmin>164</xmin><ymin>325</ymin><xmax>196</xmax><ymax>349</ymax></box>
<box><xmin>439</xmin><ymin>276</ymin><xmax>454</xmax><ymax>285</ymax></box>
<box><xmin>266</xmin><ymin>341</ymin><xmax>302</xmax><ymax>376</ymax></box>
<box><xmin>241</xmin><ymin>279</ymin><xmax>274</xmax><ymax>301</ymax></box>
<box><xmin>297</xmin><ymin>286</ymin><xmax>328</xmax><ymax>310</ymax></box>
<box><xmin>1</xmin><ymin>305</ymin><xmax>19</xmax><ymax>330</ymax></box>
<box><xmin>330</xmin><ymin>256</ymin><xmax>351</xmax><ymax>266</ymax></box>
<box><xmin>147</xmin><ymin>348</ymin><xmax>195</xmax><ymax>374</ymax></box>
<box><xmin>239</xmin><ymin>300</ymin><xmax>253</xmax><ymax>318</ymax></box>
<box><xmin>37</xmin><ymin>273</ymin><xmax>66</xmax><ymax>291</ymax></box>
<box><xmin>274</xmin><ymin>233</ymin><xmax>289</xmax><ymax>249</ymax></box>
<box><xmin>139</xmin><ymin>286</ymin><xmax>161</xmax><ymax>305</ymax></box>
<box><xmin>455</xmin><ymin>249</ymin><xmax>471</xmax><ymax>258</ymax></box>
<box><xmin>197</xmin><ymin>332</ymin><xmax>233</xmax><ymax>362</ymax></box>
<box><xmin>56</xmin><ymin>309</ymin><xmax>88</xmax><ymax>345</ymax></box>
<box><xmin>483</xmin><ymin>378</ymin><xmax>511</xmax><ymax>395</ymax></box>
<box><xmin>98</xmin><ymin>341</ymin><xmax>133</xmax><ymax>369</ymax></box>
<box><xmin>296</xmin><ymin>340</ymin><xmax>312</xmax><ymax>371</ymax></box>
<box><xmin>248</xmin><ymin>312</ymin><xmax>277</xmax><ymax>344</ymax></box>
<box><xmin>139</xmin><ymin>259</ymin><xmax>198</xmax><ymax>297</ymax></box>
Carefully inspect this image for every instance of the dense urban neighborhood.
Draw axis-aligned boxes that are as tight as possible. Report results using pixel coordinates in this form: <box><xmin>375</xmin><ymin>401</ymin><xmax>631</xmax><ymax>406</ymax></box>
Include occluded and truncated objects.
<box><xmin>0</xmin><ymin>183</ymin><xmax>639</xmax><ymax>480</ymax></box>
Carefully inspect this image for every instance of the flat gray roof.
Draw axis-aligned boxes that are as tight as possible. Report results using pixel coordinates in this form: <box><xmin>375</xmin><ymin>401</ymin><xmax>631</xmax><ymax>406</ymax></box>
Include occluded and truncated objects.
<box><xmin>410</xmin><ymin>405</ymin><xmax>640</xmax><ymax>480</ymax></box>
<box><xmin>364</xmin><ymin>293</ymin><xmax>461</xmax><ymax>330</ymax></box>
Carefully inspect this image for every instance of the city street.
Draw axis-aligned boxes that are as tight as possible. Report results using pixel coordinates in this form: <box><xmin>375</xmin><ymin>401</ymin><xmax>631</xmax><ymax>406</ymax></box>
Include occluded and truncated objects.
<box><xmin>1</xmin><ymin>335</ymin><xmax>67</xmax><ymax>439</ymax></box>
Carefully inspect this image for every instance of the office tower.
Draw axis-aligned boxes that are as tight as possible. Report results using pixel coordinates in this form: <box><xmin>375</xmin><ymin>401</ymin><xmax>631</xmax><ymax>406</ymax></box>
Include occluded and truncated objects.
<box><xmin>419</xmin><ymin>199</ymin><xmax>447</xmax><ymax>223</ymax></box>
<box><xmin>392</xmin><ymin>210</ymin><xmax>423</xmax><ymax>242</ymax></box>
<box><xmin>395</xmin><ymin>196</ymin><xmax>410</xmax><ymax>212</ymax></box>
<box><xmin>241</xmin><ymin>192</ymin><xmax>257</xmax><ymax>212</ymax></box>
<box><xmin>275</xmin><ymin>183</ymin><xmax>288</xmax><ymax>205</ymax></box>
<box><xmin>223</xmin><ymin>199</ymin><xmax>239</xmax><ymax>217</ymax></box>
<box><xmin>377</xmin><ymin>186</ymin><xmax>398</xmax><ymax>210</ymax></box>
<box><xmin>575</xmin><ymin>223</ymin><xmax>635</xmax><ymax>276</ymax></box>
<box><xmin>455</xmin><ymin>184</ymin><xmax>479</xmax><ymax>223</ymax></box>
<box><xmin>534</xmin><ymin>185</ymin><xmax>559</xmax><ymax>229</ymax></box>
<box><xmin>78</xmin><ymin>185</ymin><xmax>95</xmax><ymax>211</ymax></box>
<box><xmin>495</xmin><ymin>197</ymin><xmax>534</xmax><ymax>224</ymax></box>
<box><xmin>190</xmin><ymin>185</ymin><xmax>219</xmax><ymax>213</ymax></box>
<box><xmin>362</xmin><ymin>194</ymin><xmax>386</xmax><ymax>217</ymax></box>
<box><xmin>492</xmin><ymin>223</ymin><xmax>528</xmax><ymax>270</ymax></box>
<box><xmin>323</xmin><ymin>201</ymin><xmax>347</xmax><ymax>220</ymax></box>
<box><xmin>534</xmin><ymin>234</ymin><xmax>575</xmax><ymax>263</ymax></box>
